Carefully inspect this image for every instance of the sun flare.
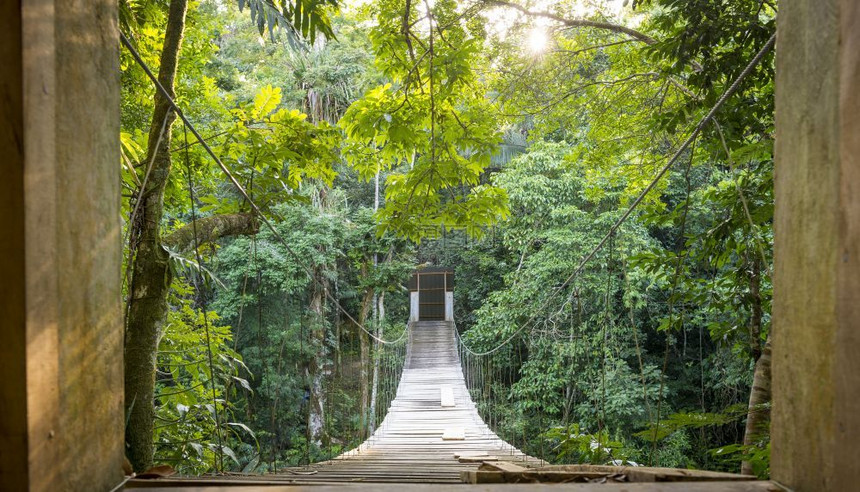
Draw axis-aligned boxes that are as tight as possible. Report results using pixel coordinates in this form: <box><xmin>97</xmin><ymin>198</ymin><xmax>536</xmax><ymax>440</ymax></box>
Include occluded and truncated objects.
<box><xmin>527</xmin><ymin>28</ymin><xmax>549</xmax><ymax>54</ymax></box>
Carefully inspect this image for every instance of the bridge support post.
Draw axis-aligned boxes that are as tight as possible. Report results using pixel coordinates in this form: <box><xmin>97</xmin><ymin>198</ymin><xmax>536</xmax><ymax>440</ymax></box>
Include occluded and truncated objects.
<box><xmin>772</xmin><ymin>1</ymin><xmax>860</xmax><ymax>490</ymax></box>
<box><xmin>410</xmin><ymin>291</ymin><xmax>420</xmax><ymax>322</ymax></box>
<box><xmin>0</xmin><ymin>0</ymin><xmax>123</xmax><ymax>490</ymax></box>
<box><xmin>445</xmin><ymin>292</ymin><xmax>454</xmax><ymax>322</ymax></box>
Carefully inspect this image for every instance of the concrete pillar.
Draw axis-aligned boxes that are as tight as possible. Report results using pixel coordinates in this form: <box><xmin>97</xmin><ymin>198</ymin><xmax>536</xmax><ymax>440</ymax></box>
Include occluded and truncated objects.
<box><xmin>444</xmin><ymin>292</ymin><xmax>454</xmax><ymax>322</ymax></box>
<box><xmin>410</xmin><ymin>292</ymin><xmax>420</xmax><ymax>322</ymax></box>
<box><xmin>771</xmin><ymin>1</ymin><xmax>860</xmax><ymax>490</ymax></box>
<box><xmin>0</xmin><ymin>0</ymin><xmax>123</xmax><ymax>490</ymax></box>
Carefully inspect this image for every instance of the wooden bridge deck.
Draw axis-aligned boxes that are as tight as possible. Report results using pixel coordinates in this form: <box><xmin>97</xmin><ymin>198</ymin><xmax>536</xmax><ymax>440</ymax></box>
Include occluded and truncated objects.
<box><xmin>278</xmin><ymin>320</ymin><xmax>540</xmax><ymax>484</ymax></box>
<box><xmin>127</xmin><ymin>321</ymin><xmax>776</xmax><ymax>489</ymax></box>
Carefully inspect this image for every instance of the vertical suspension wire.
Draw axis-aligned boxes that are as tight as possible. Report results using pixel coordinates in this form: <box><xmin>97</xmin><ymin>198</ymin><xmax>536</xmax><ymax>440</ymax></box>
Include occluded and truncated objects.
<box><xmin>517</xmin><ymin>340</ymin><xmax>525</xmax><ymax>458</ymax></box>
<box><xmin>273</xmin><ymin>289</ymin><xmax>290</xmax><ymax>471</ymax></box>
<box><xmin>256</xmin><ymin>240</ymin><xmax>276</xmax><ymax>471</ymax></box>
<box><xmin>324</xmin><ymin>329</ymin><xmax>331</xmax><ymax>464</ymax></box>
<box><xmin>484</xmin><ymin>353</ymin><xmax>489</xmax><ymax>434</ymax></box>
<box><xmin>181</xmin><ymin>123</ymin><xmax>225</xmax><ymax>473</ymax></box>
<box><xmin>598</xmin><ymin>231</ymin><xmax>615</xmax><ymax>454</ymax></box>
<box><xmin>650</xmin><ymin>137</ymin><xmax>698</xmax><ymax>466</ymax></box>
<box><xmin>491</xmin><ymin>354</ymin><xmax>497</xmax><ymax>441</ymax></box>
<box><xmin>381</xmin><ymin>345</ymin><xmax>386</xmax><ymax>432</ymax></box>
<box><xmin>539</xmin><ymin>395</ymin><xmax>545</xmax><ymax>463</ymax></box>
<box><xmin>476</xmin><ymin>357</ymin><xmax>487</xmax><ymax>421</ymax></box>
<box><xmin>482</xmin><ymin>357</ymin><xmax>488</xmax><ymax>429</ymax></box>
<box><xmin>488</xmin><ymin>354</ymin><xmax>493</xmax><ymax>440</ymax></box>
<box><xmin>357</xmin><ymin>321</ymin><xmax>363</xmax><ymax>453</ymax></box>
<box><xmin>324</xmin><ymin>286</ymin><xmax>333</xmax><ymax>464</ymax></box>
<box><xmin>387</xmin><ymin>345</ymin><xmax>391</xmax><ymax>424</ymax></box>
<box><xmin>231</xmin><ymin>258</ymin><xmax>250</xmax><ymax>354</ymax></box>
<box><xmin>379</xmin><ymin>342</ymin><xmax>391</xmax><ymax>427</ymax></box>
<box><xmin>230</xmin><ymin>167</ymin><xmax>255</xmax><ymax>365</ymax></box>
<box><xmin>380</xmin><ymin>346</ymin><xmax>386</xmax><ymax>431</ymax></box>
<box><xmin>250</xmin><ymin>237</ymin><xmax>268</xmax><ymax>470</ymax></box>
<box><xmin>582</xmin><ymin>280</ymin><xmax>598</xmax><ymax>453</ymax></box>
<box><xmin>465</xmin><ymin>348</ymin><xmax>470</xmax><ymax>397</ymax></box>
<box><xmin>300</xmin><ymin>306</ymin><xmax>309</xmax><ymax>466</ymax></box>
<box><xmin>478</xmin><ymin>355</ymin><xmax>485</xmax><ymax>421</ymax></box>
<box><xmin>564</xmin><ymin>288</ymin><xmax>573</xmax><ymax>429</ymax></box>
<box><xmin>468</xmin><ymin>349</ymin><xmax>473</xmax><ymax>395</ymax></box>
<box><xmin>504</xmin><ymin>340</ymin><xmax>516</xmax><ymax>456</ymax></box>
<box><xmin>250</xmin><ymin>236</ymin><xmax>273</xmax><ymax>470</ymax></box>
<box><xmin>621</xmin><ymin>235</ymin><xmax>653</xmax><ymax>426</ymax></box>
<box><xmin>563</xmin><ymin>281</ymin><xmax>581</xmax><ymax>434</ymax></box>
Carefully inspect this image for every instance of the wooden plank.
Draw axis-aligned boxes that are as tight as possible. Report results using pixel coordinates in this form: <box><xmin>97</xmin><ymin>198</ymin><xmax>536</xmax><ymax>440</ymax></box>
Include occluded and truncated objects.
<box><xmin>536</xmin><ymin>465</ymin><xmax>757</xmax><ymax>482</ymax></box>
<box><xmin>479</xmin><ymin>462</ymin><xmax>527</xmax><ymax>473</ymax></box>
<box><xmin>458</xmin><ymin>456</ymin><xmax>498</xmax><ymax>463</ymax></box>
<box><xmin>460</xmin><ymin>470</ymin><xmax>506</xmax><ymax>484</ymax></box>
<box><xmin>442</xmin><ymin>427</ymin><xmax>465</xmax><ymax>440</ymax></box>
<box><xmin>463</xmin><ymin>466</ymin><xmax>759</xmax><ymax>485</ymax></box>
<box><xmin>127</xmin><ymin>478</ymin><xmax>783</xmax><ymax>490</ymax></box>
<box><xmin>454</xmin><ymin>452</ymin><xmax>489</xmax><ymax>459</ymax></box>
<box><xmin>440</xmin><ymin>385</ymin><xmax>455</xmax><ymax>407</ymax></box>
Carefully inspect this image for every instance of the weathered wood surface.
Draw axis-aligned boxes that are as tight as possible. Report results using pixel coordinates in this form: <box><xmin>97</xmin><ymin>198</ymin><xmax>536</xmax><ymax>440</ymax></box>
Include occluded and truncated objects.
<box><xmin>462</xmin><ymin>464</ymin><xmax>758</xmax><ymax>484</ymax></box>
<box><xmin>126</xmin><ymin>481</ymin><xmax>783</xmax><ymax>490</ymax></box>
<box><xmin>277</xmin><ymin>321</ymin><xmax>541</xmax><ymax>483</ymax></box>
<box><xmin>126</xmin><ymin>321</ymin><xmax>770</xmax><ymax>488</ymax></box>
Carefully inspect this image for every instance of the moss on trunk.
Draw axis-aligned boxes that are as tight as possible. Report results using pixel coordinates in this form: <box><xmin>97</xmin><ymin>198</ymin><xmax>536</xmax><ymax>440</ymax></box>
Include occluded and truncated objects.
<box><xmin>123</xmin><ymin>0</ymin><xmax>188</xmax><ymax>472</ymax></box>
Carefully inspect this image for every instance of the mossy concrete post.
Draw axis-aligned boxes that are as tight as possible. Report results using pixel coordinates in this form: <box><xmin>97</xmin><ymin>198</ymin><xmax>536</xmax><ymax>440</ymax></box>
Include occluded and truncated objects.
<box><xmin>0</xmin><ymin>0</ymin><xmax>123</xmax><ymax>490</ymax></box>
<box><xmin>772</xmin><ymin>0</ymin><xmax>860</xmax><ymax>490</ymax></box>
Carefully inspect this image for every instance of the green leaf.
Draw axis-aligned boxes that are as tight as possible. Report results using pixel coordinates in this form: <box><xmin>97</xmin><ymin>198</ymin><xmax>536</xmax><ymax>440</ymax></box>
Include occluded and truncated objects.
<box><xmin>252</xmin><ymin>85</ymin><xmax>282</xmax><ymax>119</ymax></box>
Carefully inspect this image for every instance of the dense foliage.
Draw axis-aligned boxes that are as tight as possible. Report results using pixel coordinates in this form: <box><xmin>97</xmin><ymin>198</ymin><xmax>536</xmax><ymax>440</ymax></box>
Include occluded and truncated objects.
<box><xmin>120</xmin><ymin>0</ymin><xmax>776</xmax><ymax>478</ymax></box>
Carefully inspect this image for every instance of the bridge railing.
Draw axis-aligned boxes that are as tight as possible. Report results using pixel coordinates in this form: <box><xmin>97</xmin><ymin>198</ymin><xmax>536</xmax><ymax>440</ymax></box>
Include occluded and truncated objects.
<box><xmin>369</xmin><ymin>323</ymin><xmax>408</xmax><ymax>437</ymax></box>
<box><xmin>455</xmin><ymin>320</ymin><xmax>551</xmax><ymax>463</ymax></box>
<box><xmin>335</xmin><ymin>321</ymin><xmax>408</xmax><ymax>459</ymax></box>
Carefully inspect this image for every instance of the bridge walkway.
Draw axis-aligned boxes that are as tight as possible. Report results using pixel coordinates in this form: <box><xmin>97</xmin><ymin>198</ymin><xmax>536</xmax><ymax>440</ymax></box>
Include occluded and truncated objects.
<box><xmin>282</xmin><ymin>320</ymin><xmax>541</xmax><ymax>484</ymax></box>
<box><xmin>125</xmin><ymin>321</ymin><xmax>776</xmax><ymax>489</ymax></box>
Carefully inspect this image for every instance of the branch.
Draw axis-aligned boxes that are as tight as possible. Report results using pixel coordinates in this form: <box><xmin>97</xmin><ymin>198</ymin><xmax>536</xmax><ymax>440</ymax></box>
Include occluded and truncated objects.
<box><xmin>481</xmin><ymin>0</ymin><xmax>657</xmax><ymax>45</ymax></box>
<box><xmin>164</xmin><ymin>213</ymin><xmax>259</xmax><ymax>254</ymax></box>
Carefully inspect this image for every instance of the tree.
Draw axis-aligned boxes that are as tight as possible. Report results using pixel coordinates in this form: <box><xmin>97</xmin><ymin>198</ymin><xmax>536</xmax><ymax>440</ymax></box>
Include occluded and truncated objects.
<box><xmin>122</xmin><ymin>0</ymin><xmax>340</xmax><ymax>471</ymax></box>
<box><xmin>478</xmin><ymin>0</ymin><xmax>775</xmax><ymax>473</ymax></box>
<box><xmin>118</xmin><ymin>0</ymin><xmax>780</xmax><ymax>475</ymax></box>
<box><xmin>340</xmin><ymin>0</ymin><xmax>509</xmax><ymax>241</ymax></box>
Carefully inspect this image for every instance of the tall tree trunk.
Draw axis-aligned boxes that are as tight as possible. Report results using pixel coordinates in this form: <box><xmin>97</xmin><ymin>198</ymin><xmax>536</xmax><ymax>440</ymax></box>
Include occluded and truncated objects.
<box><xmin>368</xmin><ymin>292</ymin><xmax>379</xmax><ymax>433</ymax></box>
<box><xmin>307</xmin><ymin>273</ymin><xmax>328</xmax><ymax>445</ymax></box>
<box><xmin>741</xmin><ymin>333</ymin><xmax>772</xmax><ymax>475</ymax></box>
<box><xmin>368</xmin><ymin>292</ymin><xmax>384</xmax><ymax>433</ymax></box>
<box><xmin>270</xmin><ymin>322</ymin><xmax>288</xmax><ymax>469</ymax></box>
<box><xmin>333</xmin><ymin>279</ymin><xmax>341</xmax><ymax>375</ymax></box>
<box><xmin>741</xmin><ymin>256</ymin><xmax>769</xmax><ymax>475</ymax></box>
<box><xmin>123</xmin><ymin>0</ymin><xmax>188</xmax><ymax>472</ymax></box>
<box><xmin>748</xmin><ymin>257</ymin><xmax>763</xmax><ymax>360</ymax></box>
<box><xmin>367</xmin><ymin>169</ymin><xmax>381</xmax><ymax>434</ymax></box>
<box><xmin>358</xmin><ymin>276</ymin><xmax>373</xmax><ymax>439</ymax></box>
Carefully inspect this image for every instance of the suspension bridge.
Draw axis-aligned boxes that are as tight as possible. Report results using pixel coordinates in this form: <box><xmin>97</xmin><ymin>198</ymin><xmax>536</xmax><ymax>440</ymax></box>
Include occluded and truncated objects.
<box><xmin>120</xmin><ymin>32</ymin><xmax>779</xmax><ymax>489</ymax></box>
<box><xmin>127</xmin><ymin>318</ymin><xmax>772</xmax><ymax>489</ymax></box>
<box><xmin>275</xmin><ymin>320</ymin><xmax>540</xmax><ymax>484</ymax></box>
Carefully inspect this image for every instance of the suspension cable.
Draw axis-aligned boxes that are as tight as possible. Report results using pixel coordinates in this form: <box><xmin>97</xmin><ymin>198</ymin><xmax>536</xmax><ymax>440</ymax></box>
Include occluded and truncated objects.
<box><xmin>455</xmin><ymin>32</ymin><xmax>776</xmax><ymax>357</ymax></box>
<box><xmin>123</xmin><ymin>26</ymin><xmax>774</xmax><ymax>354</ymax></box>
<box><xmin>182</xmin><ymin>123</ymin><xmax>225</xmax><ymax>472</ymax></box>
<box><xmin>650</xmin><ymin>134</ymin><xmax>697</xmax><ymax>466</ymax></box>
<box><xmin>120</xmin><ymin>31</ymin><xmax>406</xmax><ymax>346</ymax></box>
